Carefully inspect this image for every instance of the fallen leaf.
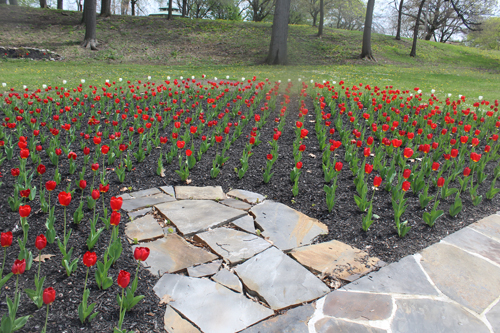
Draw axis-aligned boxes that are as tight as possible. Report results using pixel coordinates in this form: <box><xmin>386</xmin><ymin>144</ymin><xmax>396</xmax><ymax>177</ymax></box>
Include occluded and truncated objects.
<box><xmin>308</xmin><ymin>153</ymin><xmax>316</xmax><ymax>158</ymax></box>
<box><xmin>160</xmin><ymin>168</ymin><xmax>165</xmax><ymax>177</ymax></box>
<box><xmin>34</xmin><ymin>254</ymin><xmax>55</xmax><ymax>263</ymax></box>
<box><xmin>186</xmin><ymin>179</ymin><xmax>192</xmax><ymax>184</ymax></box>
<box><xmin>147</xmin><ymin>312</ymin><xmax>154</xmax><ymax>316</ymax></box>
<box><xmin>159</xmin><ymin>294</ymin><xmax>174</xmax><ymax>305</ymax></box>
<box><xmin>120</xmin><ymin>187</ymin><xmax>128</xmax><ymax>192</ymax></box>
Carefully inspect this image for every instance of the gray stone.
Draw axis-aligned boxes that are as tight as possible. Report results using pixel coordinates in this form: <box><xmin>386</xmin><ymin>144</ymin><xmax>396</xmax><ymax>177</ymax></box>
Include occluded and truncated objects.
<box><xmin>420</xmin><ymin>242</ymin><xmax>500</xmax><ymax>313</ymax></box>
<box><xmin>227</xmin><ymin>189</ymin><xmax>265</xmax><ymax>204</ymax></box>
<box><xmin>160</xmin><ymin>186</ymin><xmax>175</xmax><ymax>197</ymax></box>
<box><xmin>315</xmin><ymin>318</ymin><xmax>386</xmax><ymax>333</ymax></box>
<box><xmin>232</xmin><ymin>215</ymin><xmax>256</xmax><ymax>234</ymax></box>
<box><xmin>241</xmin><ymin>303</ymin><xmax>315</xmax><ymax>333</ymax></box>
<box><xmin>469</xmin><ymin>214</ymin><xmax>500</xmax><ymax>242</ymax></box>
<box><xmin>122</xmin><ymin>193</ymin><xmax>175</xmax><ymax>212</ymax></box>
<box><xmin>155</xmin><ymin>200</ymin><xmax>246</xmax><ymax>237</ymax></box>
<box><xmin>125</xmin><ymin>215</ymin><xmax>164</xmax><ymax>242</ymax></box>
<box><xmin>164</xmin><ymin>305</ymin><xmax>201</xmax><ymax>333</ymax></box>
<box><xmin>220</xmin><ymin>198</ymin><xmax>252</xmax><ymax>211</ymax></box>
<box><xmin>391</xmin><ymin>298</ymin><xmax>489</xmax><ymax>333</ymax></box>
<box><xmin>175</xmin><ymin>186</ymin><xmax>226</xmax><ymax>200</ymax></box>
<box><xmin>344</xmin><ymin>256</ymin><xmax>439</xmax><ymax>296</ymax></box>
<box><xmin>290</xmin><ymin>240</ymin><xmax>380</xmax><ymax>280</ymax></box>
<box><xmin>444</xmin><ymin>227</ymin><xmax>500</xmax><ymax>265</ymax></box>
<box><xmin>120</xmin><ymin>193</ymin><xmax>133</xmax><ymax>200</ymax></box>
<box><xmin>127</xmin><ymin>207</ymin><xmax>152</xmax><ymax>221</ymax></box>
<box><xmin>134</xmin><ymin>234</ymin><xmax>218</xmax><ymax>276</ymax></box>
<box><xmin>486</xmin><ymin>300</ymin><xmax>500</xmax><ymax>331</ymax></box>
<box><xmin>323</xmin><ymin>290</ymin><xmax>392</xmax><ymax>321</ymax></box>
<box><xmin>153</xmin><ymin>274</ymin><xmax>273</xmax><ymax>333</ymax></box>
<box><xmin>129</xmin><ymin>188</ymin><xmax>161</xmax><ymax>198</ymax></box>
<box><xmin>211</xmin><ymin>269</ymin><xmax>243</xmax><ymax>293</ymax></box>
<box><xmin>234</xmin><ymin>247</ymin><xmax>330</xmax><ymax>310</ymax></box>
<box><xmin>250</xmin><ymin>201</ymin><xmax>328</xmax><ymax>251</ymax></box>
<box><xmin>194</xmin><ymin>227</ymin><xmax>271</xmax><ymax>264</ymax></box>
<box><xmin>187</xmin><ymin>260</ymin><xmax>222</xmax><ymax>278</ymax></box>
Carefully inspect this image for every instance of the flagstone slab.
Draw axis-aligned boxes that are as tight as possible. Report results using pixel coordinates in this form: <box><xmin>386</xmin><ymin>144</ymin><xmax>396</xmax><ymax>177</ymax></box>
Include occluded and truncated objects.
<box><xmin>250</xmin><ymin>201</ymin><xmax>328</xmax><ymax>251</ymax></box>
<box><xmin>420</xmin><ymin>242</ymin><xmax>500</xmax><ymax>313</ymax></box>
<box><xmin>315</xmin><ymin>318</ymin><xmax>387</xmax><ymax>333</ymax></box>
<box><xmin>129</xmin><ymin>187</ymin><xmax>161</xmax><ymax>198</ymax></box>
<box><xmin>323</xmin><ymin>290</ymin><xmax>392</xmax><ymax>321</ymax></box>
<box><xmin>155</xmin><ymin>200</ymin><xmax>246</xmax><ymax>237</ymax></box>
<box><xmin>241</xmin><ymin>303</ymin><xmax>315</xmax><ymax>333</ymax></box>
<box><xmin>290</xmin><ymin>240</ymin><xmax>380</xmax><ymax>280</ymax></box>
<box><xmin>122</xmin><ymin>193</ymin><xmax>175</xmax><ymax>212</ymax></box>
<box><xmin>486</xmin><ymin>300</ymin><xmax>500</xmax><ymax>331</ymax></box>
<box><xmin>443</xmin><ymin>227</ymin><xmax>500</xmax><ymax>265</ymax></box>
<box><xmin>211</xmin><ymin>269</ymin><xmax>243</xmax><ymax>293</ymax></box>
<box><xmin>391</xmin><ymin>299</ymin><xmax>489</xmax><ymax>333</ymax></box>
<box><xmin>187</xmin><ymin>260</ymin><xmax>222</xmax><ymax>278</ymax></box>
<box><xmin>232</xmin><ymin>215</ymin><xmax>256</xmax><ymax>234</ymax></box>
<box><xmin>234</xmin><ymin>247</ymin><xmax>330</xmax><ymax>310</ymax></box>
<box><xmin>469</xmin><ymin>214</ymin><xmax>500</xmax><ymax>242</ymax></box>
<box><xmin>164</xmin><ymin>305</ymin><xmax>201</xmax><ymax>333</ymax></box>
<box><xmin>153</xmin><ymin>274</ymin><xmax>274</xmax><ymax>333</ymax></box>
<box><xmin>127</xmin><ymin>207</ymin><xmax>152</xmax><ymax>221</ymax></box>
<box><xmin>134</xmin><ymin>234</ymin><xmax>218</xmax><ymax>276</ymax></box>
<box><xmin>175</xmin><ymin>186</ymin><xmax>226</xmax><ymax>200</ymax></box>
<box><xmin>344</xmin><ymin>256</ymin><xmax>439</xmax><ymax>296</ymax></box>
<box><xmin>160</xmin><ymin>186</ymin><xmax>175</xmax><ymax>197</ymax></box>
<box><xmin>227</xmin><ymin>189</ymin><xmax>265</xmax><ymax>204</ymax></box>
<box><xmin>220</xmin><ymin>198</ymin><xmax>252</xmax><ymax>211</ymax></box>
<box><xmin>125</xmin><ymin>215</ymin><xmax>164</xmax><ymax>242</ymax></box>
<box><xmin>194</xmin><ymin>227</ymin><xmax>271</xmax><ymax>264</ymax></box>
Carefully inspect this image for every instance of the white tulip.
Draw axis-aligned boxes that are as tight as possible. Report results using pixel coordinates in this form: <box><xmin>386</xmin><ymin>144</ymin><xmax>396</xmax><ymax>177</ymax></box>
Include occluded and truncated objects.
<box><xmin>42</xmin><ymin>84</ymin><xmax>47</xmax><ymax>89</ymax></box>
<box><xmin>242</xmin><ymin>77</ymin><xmax>245</xmax><ymax>81</ymax></box>
<box><xmin>191</xmin><ymin>76</ymin><xmax>195</xmax><ymax>79</ymax></box>
<box><xmin>431</xmin><ymin>89</ymin><xmax>435</xmax><ymax>94</ymax></box>
<box><xmin>167</xmin><ymin>76</ymin><xmax>170</xmax><ymax>80</ymax></box>
<box><xmin>214</xmin><ymin>77</ymin><xmax>218</xmax><ymax>81</ymax></box>
<box><xmin>278</xmin><ymin>80</ymin><xmax>281</xmax><ymax>83</ymax></box>
<box><xmin>310</xmin><ymin>79</ymin><xmax>314</xmax><ymax>83</ymax></box>
<box><xmin>332</xmin><ymin>81</ymin><xmax>336</xmax><ymax>85</ymax></box>
<box><xmin>448</xmin><ymin>93</ymin><xmax>452</xmax><ymax>97</ymax></box>
<box><xmin>459</xmin><ymin>94</ymin><xmax>462</xmax><ymax>99</ymax></box>
<box><xmin>62</xmin><ymin>80</ymin><xmax>67</xmax><ymax>84</ymax></box>
<box><xmin>288</xmin><ymin>79</ymin><xmax>291</xmax><ymax>82</ymax></box>
<box><xmin>226</xmin><ymin>75</ymin><xmax>229</xmax><ymax>79</ymax></box>
<box><xmin>202</xmin><ymin>74</ymin><xmax>206</xmax><ymax>78</ymax></box>
<box><xmin>119</xmin><ymin>78</ymin><xmax>123</xmax><ymax>82</ymax></box>
<box><xmin>105</xmin><ymin>79</ymin><xmax>109</xmax><ymax>83</ymax></box>
<box><xmin>180</xmin><ymin>76</ymin><xmax>183</xmax><ymax>80</ymax></box>
<box><xmin>417</xmin><ymin>89</ymin><xmax>422</xmax><ymax>94</ymax></box>
<box><xmin>298</xmin><ymin>78</ymin><xmax>301</xmax><ymax>82</ymax></box>
<box><xmin>323</xmin><ymin>80</ymin><xmax>326</xmax><ymax>83</ymax></box>
<box><xmin>23</xmin><ymin>85</ymin><xmax>27</xmax><ymax>89</ymax></box>
<box><xmin>81</xmin><ymin>79</ymin><xmax>85</xmax><ymax>84</ymax></box>
<box><xmin>479</xmin><ymin>96</ymin><xmax>483</xmax><ymax>100</ymax></box>
<box><xmin>1</xmin><ymin>83</ymin><xmax>6</xmax><ymax>87</ymax></box>
<box><xmin>148</xmin><ymin>76</ymin><xmax>151</xmax><ymax>80</ymax></box>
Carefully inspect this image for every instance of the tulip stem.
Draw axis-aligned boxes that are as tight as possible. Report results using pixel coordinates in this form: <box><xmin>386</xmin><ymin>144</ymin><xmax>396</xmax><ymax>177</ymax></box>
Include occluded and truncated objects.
<box><xmin>43</xmin><ymin>304</ymin><xmax>50</xmax><ymax>333</ymax></box>
<box><xmin>63</xmin><ymin>206</ymin><xmax>67</xmax><ymax>248</ymax></box>
<box><xmin>118</xmin><ymin>288</ymin><xmax>125</xmax><ymax>329</ymax></box>
<box><xmin>83</xmin><ymin>267</ymin><xmax>89</xmax><ymax>293</ymax></box>
<box><xmin>0</xmin><ymin>247</ymin><xmax>6</xmax><ymax>277</ymax></box>
<box><xmin>37</xmin><ymin>250</ymin><xmax>42</xmax><ymax>281</ymax></box>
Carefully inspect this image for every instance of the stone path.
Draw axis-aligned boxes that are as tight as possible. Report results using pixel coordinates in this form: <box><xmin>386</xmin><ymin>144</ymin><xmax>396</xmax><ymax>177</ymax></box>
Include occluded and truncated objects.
<box><xmin>122</xmin><ymin>186</ymin><xmax>500</xmax><ymax>333</ymax></box>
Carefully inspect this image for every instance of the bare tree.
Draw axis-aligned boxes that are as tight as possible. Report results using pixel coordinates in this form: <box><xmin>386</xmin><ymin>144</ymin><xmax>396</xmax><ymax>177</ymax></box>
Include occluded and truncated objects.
<box><xmin>360</xmin><ymin>0</ymin><xmax>375</xmax><ymax>60</ymax></box>
<box><xmin>101</xmin><ymin>0</ymin><xmax>111</xmax><ymax>16</ymax></box>
<box><xmin>266</xmin><ymin>0</ymin><xmax>290</xmax><ymax>65</ymax></box>
<box><xmin>410</xmin><ymin>0</ymin><xmax>425</xmax><ymax>56</ymax></box>
<box><xmin>247</xmin><ymin>0</ymin><xmax>275</xmax><ymax>21</ymax></box>
<box><xmin>81</xmin><ymin>0</ymin><xmax>98</xmax><ymax>50</ymax></box>
<box><xmin>39</xmin><ymin>0</ymin><xmax>48</xmax><ymax>7</ymax></box>
<box><xmin>121</xmin><ymin>0</ymin><xmax>129</xmax><ymax>14</ymax></box>
<box><xmin>395</xmin><ymin>0</ymin><xmax>404</xmax><ymax>39</ymax></box>
<box><xmin>57</xmin><ymin>0</ymin><xmax>63</xmax><ymax>9</ymax></box>
<box><xmin>317</xmin><ymin>0</ymin><xmax>323</xmax><ymax>36</ymax></box>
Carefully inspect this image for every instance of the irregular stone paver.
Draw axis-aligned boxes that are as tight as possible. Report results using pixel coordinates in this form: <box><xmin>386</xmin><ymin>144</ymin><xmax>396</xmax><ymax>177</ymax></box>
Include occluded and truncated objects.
<box><xmin>211</xmin><ymin>269</ymin><xmax>243</xmax><ymax>293</ymax></box>
<box><xmin>125</xmin><ymin>215</ymin><xmax>164</xmax><ymax>242</ymax></box>
<box><xmin>420</xmin><ymin>242</ymin><xmax>500</xmax><ymax>313</ymax></box>
<box><xmin>234</xmin><ymin>247</ymin><xmax>330</xmax><ymax>310</ymax></box>
<box><xmin>160</xmin><ymin>186</ymin><xmax>175</xmax><ymax>197</ymax></box>
<box><xmin>155</xmin><ymin>200</ymin><xmax>246</xmax><ymax>236</ymax></box>
<box><xmin>315</xmin><ymin>318</ymin><xmax>387</xmax><ymax>333</ymax></box>
<box><xmin>164</xmin><ymin>305</ymin><xmax>201</xmax><ymax>333</ymax></box>
<box><xmin>227</xmin><ymin>189</ymin><xmax>265</xmax><ymax>204</ymax></box>
<box><xmin>241</xmin><ymin>303</ymin><xmax>315</xmax><ymax>333</ymax></box>
<box><xmin>250</xmin><ymin>201</ymin><xmax>328</xmax><ymax>251</ymax></box>
<box><xmin>187</xmin><ymin>260</ymin><xmax>222</xmax><ymax>278</ymax></box>
<box><xmin>194</xmin><ymin>227</ymin><xmax>271</xmax><ymax>264</ymax></box>
<box><xmin>127</xmin><ymin>207</ymin><xmax>152</xmax><ymax>221</ymax></box>
<box><xmin>323</xmin><ymin>290</ymin><xmax>392</xmax><ymax>321</ymax></box>
<box><xmin>220</xmin><ymin>198</ymin><xmax>252</xmax><ymax>211</ymax></box>
<box><xmin>443</xmin><ymin>227</ymin><xmax>500</xmax><ymax>265</ymax></box>
<box><xmin>486</xmin><ymin>300</ymin><xmax>500</xmax><ymax>331</ymax></box>
<box><xmin>129</xmin><ymin>188</ymin><xmax>161</xmax><ymax>198</ymax></box>
<box><xmin>122</xmin><ymin>193</ymin><xmax>175</xmax><ymax>212</ymax></box>
<box><xmin>290</xmin><ymin>240</ymin><xmax>380</xmax><ymax>280</ymax></box>
<box><xmin>391</xmin><ymin>299</ymin><xmax>489</xmax><ymax>333</ymax></box>
<box><xmin>120</xmin><ymin>193</ymin><xmax>133</xmax><ymax>200</ymax></box>
<box><xmin>153</xmin><ymin>274</ymin><xmax>274</xmax><ymax>333</ymax></box>
<box><xmin>175</xmin><ymin>186</ymin><xmax>226</xmax><ymax>200</ymax></box>
<box><xmin>232</xmin><ymin>215</ymin><xmax>256</xmax><ymax>234</ymax></box>
<box><xmin>134</xmin><ymin>234</ymin><xmax>218</xmax><ymax>276</ymax></box>
<box><xmin>469</xmin><ymin>214</ymin><xmax>500</xmax><ymax>242</ymax></box>
<box><xmin>344</xmin><ymin>256</ymin><xmax>439</xmax><ymax>296</ymax></box>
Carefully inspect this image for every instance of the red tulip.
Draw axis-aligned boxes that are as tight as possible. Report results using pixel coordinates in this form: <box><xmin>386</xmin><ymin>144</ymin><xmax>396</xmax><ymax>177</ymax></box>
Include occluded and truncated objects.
<box><xmin>12</xmin><ymin>259</ymin><xmax>26</xmax><ymax>275</ymax></box>
<box><xmin>110</xmin><ymin>197</ymin><xmax>123</xmax><ymax>211</ymax></box>
<box><xmin>177</xmin><ymin>141</ymin><xmax>185</xmax><ymax>149</ymax></box>
<box><xmin>300</xmin><ymin>129</ymin><xmax>309</xmax><ymax>138</ymax></box>
<box><xmin>267</xmin><ymin>154</ymin><xmax>273</xmax><ymax>160</ymax></box>
<box><xmin>20</xmin><ymin>149</ymin><xmax>29</xmax><ymax>159</ymax></box>
<box><xmin>485</xmin><ymin>145</ymin><xmax>491</xmax><ymax>153</ymax></box>
<box><xmin>35</xmin><ymin>234</ymin><xmax>47</xmax><ymax>251</ymax></box>
<box><xmin>373</xmin><ymin>176</ymin><xmax>382</xmax><ymax>188</ymax></box>
<box><xmin>134</xmin><ymin>247</ymin><xmax>150</xmax><ymax>262</ymax></box>
<box><xmin>364</xmin><ymin>164</ymin><xmax>373</xmax><ymax>174</ymax></box>
<box><xmin>431</xmin><ymin>162</ymin><xmax>440</xmax><ymax>171</ymax></box>
<box><xmin>464</xmin><ymin>167</ymin><xmax>471</xmax><ymax>177</ymax></box>
<box><xmin>93</xmin><ymin>136</ymin><xmax>101</xmax><ymax>145</ymax></box>
<box><xmin>450</xmin><ymin>149</ymin><xmax>459</xmax><ymax>158</ymax></box>
<box><xmin>110</xmin><ymin>211</ymin><xmax>121</xmax><ymax>226</ymax></box>
<box><xmin>296</xmin><ymin>121</ymin><xmax>303</xmax><ymax>128</ymax></box>
<box><xmin>299</xmin><ymin>144</ymin><xmax>306</xmax><ymax>152</ymax></box>
<box><xmin>437</xmin><ymin>177</ymin><xmax>445</xmax><ymax>188</ymax></box>
<box><xmin>19</xmin><ymin>205</ymin><xmax>31</xmax><ymax>218</ymax></box>
<box><xmin>402</xmin><ymin>181</ymin><xmax>411</xmax><ymax>192</ymax></box>
<box><xmin>91</xmin><ymin>163</ymin><xmax>99</xmax><ymax>172</ymax></box>
<box><xmin>67</xmin><ymin>152</ymin><xmax>77</xmax><ymax>160</ymax></box>
<box><xmin>335</xmin><ymin>162</ymin><xmax>343</xmax><ymax>172</ymax></box>
<box><xmin>186</xmin><ymin>149</ymin><xmax>192</xmax><ymax>157</ymax></box>
<box><xmin>82</xmin><ymin>251</ymin><xmax>97</xmax><ymax>267</ymax></box>
<box><xmin>215</xmin><ymin>136</ymin><xmax>223</xmax><ymax>143</ymax></box>
<box><xmin>101</xmin><ymin>145</ymin><xmax>110</xmax><ymax>155</ymax></box>
<box><xmin>55</xmin><ymin>148</ymin><xmax>62</xmax><ymax>156</ymax></box>
<box><xmin>45</xmin><ymin>181</ymin><xmax>56</xmax><ymax>191</ymax></box>
<box><xmin>58</xmin><ymin>191</ymin><xmax>72</xmax><ymax>206</ymax></box>
<box><xmin>83</xmin><ymin>147</ymin><xmax>90</xmax><ymax>155</ymax></box>
<box><xmin>91</xmin><ymin>189</ymin><xmax>100</xmax><ymax>200</ymax></box>
<box><xmin>20</xmin><ymin>189</ymin><xmax>31</xmax><ymax>198</ymax></box>
<box><xmin>1</xmin><ymin>231</ymin><xmax>13</xmax><ymax>247</ymax></box>
<box><xmin>99</xmin><ymin>183</ymin><xmax>109</xmax><ymax>193</ymax></box>
<box><xmin>403</xmin><ymin>169</ymin><xmax>411</xmax><ymax>179</ymax></box>
<box><xmin>79</xmin><ymin>180</ymin><xmax>87</xmax><ymax>190</ymax></box>
<box><xmin>43</xmin><ymin>287</ymin><xmax>56</xmax><ymax>305</ymax></box>
<box><xmin>296</xmin><ymin>161</ymin><xmax>303</xmax><ymax>169</ymax></box>
<box><xmin>470</xmin><ymin>152</ymin><xmax>481</xmax><ymax>162</ymax></box>
<box><xmin>37</xmin><ymin>164</ymin><xmax>46</xmax><ymax>175</ymax></box>
<box><xmin>117</xmin><ymin>270</ymin><xmax>130</xmax><ymax>288</ymax></box>
<box><xmin>11</xmin><ymin>168</ymin><xmax>20</xmax><ymax>177</ymax></box>
<box><xmin>363</xmin><ymin>147</ymin><xmax>371</xmax><ymax>157</ymax></box>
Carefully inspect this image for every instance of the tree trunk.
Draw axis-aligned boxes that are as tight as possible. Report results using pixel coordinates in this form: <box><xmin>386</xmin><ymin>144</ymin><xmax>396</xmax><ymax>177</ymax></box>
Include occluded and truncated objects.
<box><xmin>360</xmin><ymin>0</ymin><xmax>375</xmax><ymax>61</ymax></box>
<box><xmin>182</xmin><ymin>0</ymin><xmax>186</xmax><ymax>16</ymax></box>
<box><xmin>266</xmin><ymin>0</ymin><xmax>290</xmax><ymax>65</ymax></box>
<box><xmin>168</xmin><ymin>0</ymin><xmax>173</xmax><ymax>19</ymax></box>
<box><xmin>121</xmin><ymin>0</ymin><xmax>129</xmax><ymax>15</ymax></box>
<box><xmin>9</xmin><ymin>0</ymin><xmax>18</xmax><ymax>5</ymax></box>
<box><xmin>317</xmin><ymin>0</ymin><xmax>323</xmax><ymax>37</ymax></box>
<box><xmin>39</xmin><ymin>0</ymin><xmax>47</xmax><ymax>7</ymax></box>
<box><xmin>100</xmin><ymin>0</ymin><xmax>111</xmax><ymax>17</ymax></box>
<box><xmin>312</xmin><ymin>11</ymin><xmax>317</xmax><ymax>27</ymax></box>
<box><xmin>0</xmin><ymin>0</ymin><xmax>7</xmax><ymax>4</ymax></box>
<box><xmin>81</xmin><ymin>0</ymin><xmax>98</xmax><ymax>50</ymax></box>
<box><xmin>395</xmin><ymin>0</ymin><xmax>403</xmax><ymax>40</ymax></box>
<box><xmin>410</xmin><ymin>0</ymin><xmax>425</xmax><ymax>57</ymax></box>
<box><xmin>57</xmin><ymin>0</ymin><xmax>63</xmax><ymax>9</ymax></box>
<box><xmin>131</xmin><ymin>0</ymin><xmax>135</xmax><ymax>15</ymax></box>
